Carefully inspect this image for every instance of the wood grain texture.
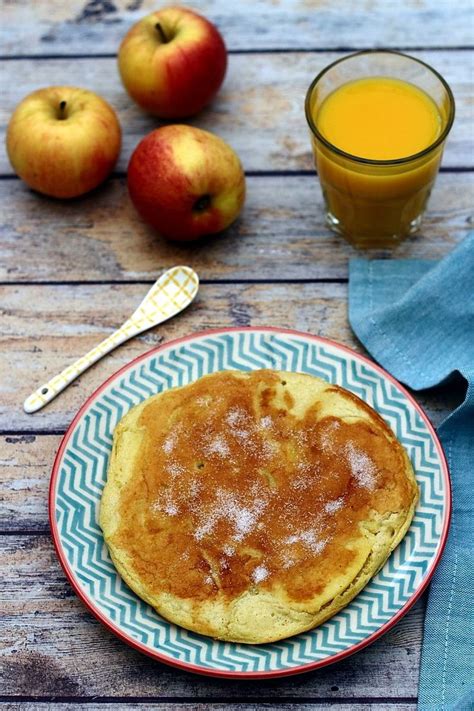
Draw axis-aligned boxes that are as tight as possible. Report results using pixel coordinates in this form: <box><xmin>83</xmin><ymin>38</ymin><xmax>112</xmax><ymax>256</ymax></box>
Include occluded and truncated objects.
<box><xmin>0</xmin><ymin>706</ymin><xmax>417</xmax><ymax>711</ymax></box>
<box><xmin>0</xmin><ymin>283</ymin><xmax>464</xmax><ymax>434</ymax></box>
<box><xmin>0</xmin><ymin>434</ymin><xmax>59</xmax><ymax>532</ymax></box>
<box><xmin>0</xmin><ymin>532</ymin><xmax>424</xmax><ymax>697</ymax></box>
<box><xmin>1</xmin><ymin>173</ymin><xmax>472</xmax><ymax>283</ymax></box>
<box><xmin>0</xmin><ymin>0</ymin><xmax>472</xmax><ymax>54</ymax></box>
<box><xmin>1</xmin><ymin>0</ymin><xmax>471</xmax><ymax>705</ymax></box>
<box><xmin>1</xmin><ymin>51</ymin><xmax>472</xmax><ymax>175</ymax></box>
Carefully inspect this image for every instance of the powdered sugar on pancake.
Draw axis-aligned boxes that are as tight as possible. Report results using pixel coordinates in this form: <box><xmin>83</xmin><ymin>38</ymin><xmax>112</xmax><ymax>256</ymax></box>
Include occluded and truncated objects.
<box><xmin>151</xmin><ymin>490</ymin><xmax>179</xmax><ymax>517</ymax></box>
<box><xmin>188</xmin><ymin>479</ymin><xmax>202</xmax><ymax>498</ymax></box>
<box><xmin>203</xmin><ymin>434</ymin><xmax>231</xmax><ymax>458</ymax></box>
<box><xmin>251</xmin><ymin>564</ymin><xmax>269</xmax><ymax>583</ymax></box>
<box><xmin>155</xmin><ymin>394</ymin><xmax>380</xmax><ymax>586</ymax></box>
<box><xmin>324</xmin><ymin>496</ymin><xmax>345</xmax><ymax>514</ymax></box>
<box><xmin>166</xmin><ymin>462</ymin><xmax>185</xmax><ymax>477</ymax></box>
<box><xmin>226</xmin><ymin>407</ymin><xmax>248</xmax><ymax>427</ymax></box>
<box><xmin>162</xmin><ymin>431</ymin><xmax>177</xmax><ymax>454</ymax></box>
<box><xmin>319</xmin><ymin>419</ymin><xmax>341</xmax><ymax>449</ymax></box>
<box><xmin>194</xmin><ymin>487</ymin><xmax>269</xmax><ymax>543</ymax></box>
<box><xmin>346</xmin><ymin>442</ymin><xmax>376</xmax><ymax>490</ymax></box>
<box><xmin>285</xmin><ymin>529</ymin><xmax>328</xmax><ymax>555</ymax></box>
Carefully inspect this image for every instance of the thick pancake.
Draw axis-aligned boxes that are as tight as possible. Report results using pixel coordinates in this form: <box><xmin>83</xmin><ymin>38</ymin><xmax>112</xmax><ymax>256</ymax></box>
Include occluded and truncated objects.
<box><xmin>100</xmin><ymin>369</ymin><xmax>418</xmax><ymax>643</ymax></box>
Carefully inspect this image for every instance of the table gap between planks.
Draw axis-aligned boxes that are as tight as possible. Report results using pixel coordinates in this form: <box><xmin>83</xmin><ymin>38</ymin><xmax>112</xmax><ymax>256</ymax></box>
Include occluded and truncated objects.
<box><xmin>1</xmin><ymin>1</ymin><xmax>472</xmax><ymax>709</ymax></box>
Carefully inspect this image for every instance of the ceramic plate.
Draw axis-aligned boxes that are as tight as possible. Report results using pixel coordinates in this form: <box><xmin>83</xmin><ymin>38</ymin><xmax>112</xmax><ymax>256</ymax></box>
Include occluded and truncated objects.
<box><xmin>50</xmin><ymin>327</ymin><xmax>450</xmax><ymax>678</ymax></box>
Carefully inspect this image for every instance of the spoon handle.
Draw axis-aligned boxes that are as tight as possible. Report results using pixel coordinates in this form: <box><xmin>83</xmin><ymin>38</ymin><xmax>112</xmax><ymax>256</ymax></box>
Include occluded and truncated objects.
<box><xmin>23</xmin><ymin>319</ymin><xmax>140</xmax><ymax>414</ymax></box>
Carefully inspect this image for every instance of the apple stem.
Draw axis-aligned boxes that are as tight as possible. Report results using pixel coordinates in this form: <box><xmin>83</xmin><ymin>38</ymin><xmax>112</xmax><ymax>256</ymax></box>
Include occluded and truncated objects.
<box><xmin>193</xmin><ymin>194</ymin><xmax>211</xmax><ymax>212</ymax></box>
<box><xmin>59</xmin><ymin>100</ymin><xmax>67</xmax><ymax>119</ymax></box>
<box><xmin>155</xmin><ymin>22</ymin><xmax>168</xmax><ymax>43</ymax></box>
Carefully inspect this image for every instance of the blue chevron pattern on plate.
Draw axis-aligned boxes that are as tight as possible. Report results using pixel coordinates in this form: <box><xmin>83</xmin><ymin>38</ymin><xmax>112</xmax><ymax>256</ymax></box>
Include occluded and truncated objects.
<box><xmin>50</xmin><ymin>328</ymin><xmax>450</xmax><ymax>677</ymax></box>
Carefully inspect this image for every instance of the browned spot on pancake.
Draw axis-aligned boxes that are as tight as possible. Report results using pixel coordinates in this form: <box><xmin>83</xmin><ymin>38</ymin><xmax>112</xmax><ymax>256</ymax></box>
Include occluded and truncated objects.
<box><xmin>112</xmin><ymin>371</ymin><xmax>415</xmax><ymax>604</ymax></box>
<box><xmin>259</xmin><ymin>384</ymin><xmax>277</xmax><ymax>409</ymax></box>
<box><xmin>283</xmin><ymin>389</ymin><xmax>295</xmax><ymax>409</ymax></box>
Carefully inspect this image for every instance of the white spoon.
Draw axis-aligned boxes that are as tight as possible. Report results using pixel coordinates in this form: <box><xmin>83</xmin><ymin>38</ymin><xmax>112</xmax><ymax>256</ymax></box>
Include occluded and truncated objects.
<box><xmin>24</xmin><ymin>266</ymin><xmax>199</xmax><ymax>414</ymax></box>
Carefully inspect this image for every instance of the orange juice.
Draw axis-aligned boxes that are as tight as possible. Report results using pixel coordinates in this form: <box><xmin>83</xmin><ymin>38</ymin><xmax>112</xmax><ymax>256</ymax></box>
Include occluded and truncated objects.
<box><xmin>316</xmin><ymin>77</ymin><xmax>442</xmax><ymax>161</ymax></box>
<box><xmin>305</xmin><ymin>52</ymin><xmax>454</xmax><ymax>248</ymax></box>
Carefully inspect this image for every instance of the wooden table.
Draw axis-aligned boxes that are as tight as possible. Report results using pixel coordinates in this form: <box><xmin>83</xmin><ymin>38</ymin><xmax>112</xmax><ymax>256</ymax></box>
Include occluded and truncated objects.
<box><xmin>1</xmin><ymin>1</ymin><xmax>472</xmax><ymax>708</ymax></box>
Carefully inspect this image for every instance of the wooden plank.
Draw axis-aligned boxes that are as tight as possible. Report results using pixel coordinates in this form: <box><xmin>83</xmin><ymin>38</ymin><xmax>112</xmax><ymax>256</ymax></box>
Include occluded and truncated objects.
<box><xmin>1</xmin><ymin>173</ymin><xmax>472</xmax><ymax>283</ymax></box>
<box><xmin>0</xmin><ymin>434</ymin><xmax>59</xmax><ymax>532</ymax></box>
<box><xmin>0</xmin><ymin>705</ymin><xmax>417</xmax><ymax>711</ymax></box>
<box><xmin>0</xmin><ymin>281</ymin><xmax>348</xmax><ymax>433</ymax></box>
<box><xmin>0</xmin><ymin>283</ymin><xmax>464</xmax><ymax>435</ymax></box>
<box><xmin>2</xmin><ymin>3</ymin><xmax>463</xmax><ymax>706</ymax></box>
<box><xmin>0</xmin><ymin>0</ymin><xmax>472</xmax><ymax>54</ymax></box>
<box><xmin>0</xmin><ymin>534</ymin><xmax>423</xmax><ymax>698</ymax></box>
<box><xmin>0</xmin><ymin>51</ymin><xmax>471</xmax><ymax>174</ymax></box>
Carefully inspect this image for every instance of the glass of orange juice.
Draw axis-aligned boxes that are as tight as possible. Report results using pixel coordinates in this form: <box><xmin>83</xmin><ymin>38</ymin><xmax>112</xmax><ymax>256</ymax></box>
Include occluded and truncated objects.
<box><xmin>305</xmin><ymin>51</ymin><xmax>455</xmax><ymax>248</ymax></box>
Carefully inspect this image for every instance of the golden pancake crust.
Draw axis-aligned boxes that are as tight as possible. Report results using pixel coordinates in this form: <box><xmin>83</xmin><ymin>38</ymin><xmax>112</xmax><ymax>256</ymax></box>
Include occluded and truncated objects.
<box><xmin>100</xmin><ymin>370</ymin><xmax>418</xmax><ymax>643</ymax></box>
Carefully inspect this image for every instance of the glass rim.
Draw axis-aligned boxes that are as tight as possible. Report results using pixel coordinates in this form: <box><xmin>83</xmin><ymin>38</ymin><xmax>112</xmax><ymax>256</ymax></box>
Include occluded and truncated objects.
<box><xmin>304</xmin><ymin>49</ymin><xmax>456</xmax><ymax>167</ymax></box>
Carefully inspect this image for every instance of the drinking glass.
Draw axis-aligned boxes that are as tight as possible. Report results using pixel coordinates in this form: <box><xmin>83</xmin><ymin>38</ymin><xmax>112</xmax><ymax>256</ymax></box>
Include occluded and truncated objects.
<box><xmin>305</xmin><ymin>51</ymin><xmax>455</xmax><ymax>248</ymax></box>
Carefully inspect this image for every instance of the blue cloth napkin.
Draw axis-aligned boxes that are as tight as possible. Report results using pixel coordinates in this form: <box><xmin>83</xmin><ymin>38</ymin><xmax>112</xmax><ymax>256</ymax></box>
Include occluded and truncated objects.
<box><xmin>348</xmin><ymin>233</ymin><xmax>474</xmax><ymax>711</ymax></box>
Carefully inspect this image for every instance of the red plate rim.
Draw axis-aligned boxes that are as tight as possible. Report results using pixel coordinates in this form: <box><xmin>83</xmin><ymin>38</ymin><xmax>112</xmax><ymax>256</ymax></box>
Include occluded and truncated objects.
<box><xmin>49</xmin><ymin>326</ymin><xmax>451</xmax><ymax>679</ymax></box>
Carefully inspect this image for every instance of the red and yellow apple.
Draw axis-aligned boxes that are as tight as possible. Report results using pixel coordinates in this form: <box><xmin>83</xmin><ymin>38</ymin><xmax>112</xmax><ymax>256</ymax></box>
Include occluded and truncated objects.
<box><xmin>127</xmin><ymin>125</ymin><xmax>245</xmax><ymax>241</ymax></box>
<box><xmin>6</xmin><ymin>87</ymin><xmax>121</xmax><ymax>199</ymax></box>
<box><xmin>118</xmin><ymin>7</ymin><xmax>227</xmax><ymax>118</ymax></box>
